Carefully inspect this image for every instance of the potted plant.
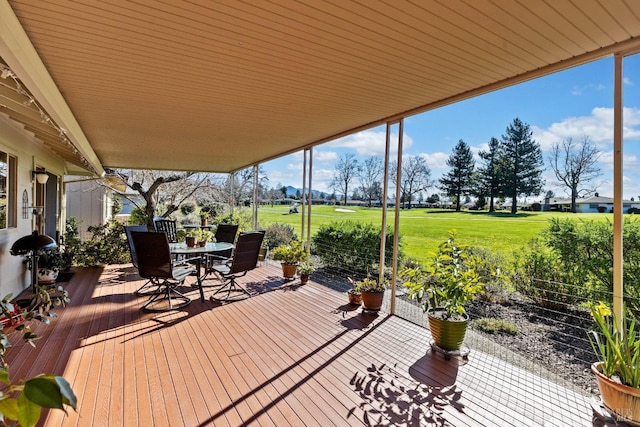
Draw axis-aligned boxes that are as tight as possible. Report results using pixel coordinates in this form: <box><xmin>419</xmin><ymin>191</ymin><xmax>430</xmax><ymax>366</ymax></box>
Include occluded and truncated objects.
<box><xmin>35</xmin><ymin>248</ymin><xmax>65</xmax><ymax>284</ymax></box>
<box><xmin>198</xmin><ymin>207</ymin><xmax>210</xmax><ymax>226</ymax></box>
<box><xmin>346</xmin><ymin>278</ymin><xmax>363</xmax><ymax>305</ymax></box>
<box><xmin>272</xmin><ymin>240</ymin><xmax>308</xmax><ymax>279</ymax></box>
<box><xmin>351</xmin><ymin>275</ymin><xmax>386</xmax><ymax>311</ymax></box>
<box><xmin>588</xmin><ymin>302</ymin><xmax>640</xmax><ymax>424</ymax></box>
<box><xmin>401</xmin><ymin>230</ymin><xmax>484</xmax><ymax>352</ymax></box>
<box><xmin>192</xmin><ymin>229</ymin><xmax>214</xmax><ymax>247</ymax></box>
<box><xmin>297</xmin><ymin>262</ymin><xmax>314</xmax><ymax>284</ymax></box>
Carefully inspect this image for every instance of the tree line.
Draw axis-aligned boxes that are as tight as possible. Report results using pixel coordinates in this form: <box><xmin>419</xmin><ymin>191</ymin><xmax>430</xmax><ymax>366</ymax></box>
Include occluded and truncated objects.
<box><xmin>330</xmin><ymin>117</ymin><xmax>601</xmax><ymax>214</ymax></box>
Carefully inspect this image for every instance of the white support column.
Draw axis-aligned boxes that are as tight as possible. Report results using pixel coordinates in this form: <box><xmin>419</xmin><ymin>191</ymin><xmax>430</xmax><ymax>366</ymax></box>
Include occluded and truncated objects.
<box><xmin>390</xmin><ymin>120</ymin><xmax>404</xmax><ymax>314</ymax></box>
<box><xmin>613</xmin><ymin>53</ymin><xmax>624</xmax><ymax>323</ymax></box>
<box><xmin>252</xmin><ymin>164</ymin><xmax>258</xmax><ymax>230</ymax></box>
<box><xmin>230</xmin><ymin>173</ymin><xmax>235</xmax><ymax>215</ymax></box>
<box><xmin>306</xmin><ymin>148</ymin><xmax>313</xmax><ymax>253</ymax></box>
<box><xmin>301</xmin><ymin>150</ymin><xmax>308</xmax><ymax>243</ymax></box>
<box><xmin>379</xmin><ymin>123</ymin><xmax>391</xmax><ymax>295</ymax></box>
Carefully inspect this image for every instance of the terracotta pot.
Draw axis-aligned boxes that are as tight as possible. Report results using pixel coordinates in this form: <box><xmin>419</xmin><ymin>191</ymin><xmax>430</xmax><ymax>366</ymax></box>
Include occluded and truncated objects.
<box><xmin>361</xmin><ymin>290</ymin><xmax>384</xmax><ymax>311</ymax></box>
<box><xmin>300</xmin><ymin>274</ymin><xmax>309</xmax><ymax>284</ymax></box>
<box><xmin>198</xmin><ymin>241</ymin><xmax>206</xmax><ymax>247</ymax></box>
<box><xmin>347</xmin><ymin>290</ymin><xmax>362</xmax><ymax>305</ymax></box>
<box><xmin>592</xmin><ymin>362</ymin><xmax>640</xmax><ymax>426</ymax></box>
<box><xmin>281</xmin><ymin>263</ymin><xmax>297</xmax><ymax>279</ymax></box>
<box><xmin>201</xmin><ymin>218</ymin><xmax>208</xmax><ymax>226</ymax></box>
<box><xmin>427</xmin><ymin>309</ymin><xmax>469</xmax><ymax>351</ymax></box>
<box><xmin>185</xmin><ymin>236</ymin><xmax>196</xmax><ymax>247</ymax></box>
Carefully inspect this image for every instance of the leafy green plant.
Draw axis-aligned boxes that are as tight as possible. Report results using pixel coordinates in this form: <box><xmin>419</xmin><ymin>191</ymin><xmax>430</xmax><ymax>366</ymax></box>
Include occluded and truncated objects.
<box><xmin>192</xmin><ymin>228</ymin><xmax>214</xmax><ymax>243</ymax></box>
<box><xmin>475</xmin><ymin>317</ymin><xmax>519</xmax><ymax>335</ymax></box>
<box><xmin>401</xmin><ymin>230</ymin><xmax>484</xmax><ymax>319</ymax></box>
<box><xmin>588</xmin><ymin>302</ymin><xmax>640</xmax><ymax>388</ymax></box>
<box><xmin>297</xmin><ymin>262</ymin><xmax>315</xmax><ymax>275</ymax></box>
<box><xmin>272</xmin><ymin>240</ymin><xmax>308</xmax><ymax>265</ymax></box>
<box><xmin>348</xmin><ymin>276</ymin><xmax>386</xmax><ymax>293</ymax></box>
<box><xmin>312</xmin><ymin>220</ymin><xmax>400</xmax><ymax>278</ymax></box>
<box><xmin>0</xmin><ymin>286</ymin><xmax>76</xmax><ymax>426</ymax></box>
<box><xmin>262</xmin><ymin>223</ymin><xmax>297</xmax><ymax>249</ymax></box>
<box><xmin>75</xmin><ymin>219</ymin><xmax>129</xmax><ymax>266</ymax></box>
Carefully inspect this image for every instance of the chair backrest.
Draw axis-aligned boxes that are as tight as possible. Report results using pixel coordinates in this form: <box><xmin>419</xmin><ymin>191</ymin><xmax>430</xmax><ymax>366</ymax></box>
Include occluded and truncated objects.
<box><xmin>124</xmin><ymin>225</ymin><xmax>148</xmax><ymax>267</ymax></box>
<box><xmin>130</xmin><ymin>231</ymin><xmax>173</xmax><ymax>279</ymax></box>
<box><xmin>214</xmin><ymin>224</ymin><xmax>239</xmax><ymax>244</ymax></box>
<box><xmin>228</xmin><ymin>231</ymin><xmax>265</xmax><ymax>275</ymax></box>
<box><xmin>153</xmin><ymin>219</ymin><xmax>178</xmax><ymax>243</ymax></box>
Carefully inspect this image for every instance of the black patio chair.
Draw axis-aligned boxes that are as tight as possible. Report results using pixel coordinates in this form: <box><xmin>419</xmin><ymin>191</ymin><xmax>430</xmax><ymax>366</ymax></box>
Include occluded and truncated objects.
<box><xmin>205</xmin><ymin>223</ymin><xmax>239</xmax><ymax>266</ymax></box>
<box><xmin>131</xmin><ymin>231</ymin><xmax>197</xmax><ymax>312</ymax></box>
<box><xmin>153</xmin><ymin>218</ymin><xmax>178</xmax><ymax>243</ymax></box>
<box><xmin>209</xmin><ymin>231</ymin><xmax>264</xmax><ymax>302</ymax></box>
<box><xmin>124</xmin><ymin>225</ymin><xmax>157</xmax><ymax>296</ymax></box>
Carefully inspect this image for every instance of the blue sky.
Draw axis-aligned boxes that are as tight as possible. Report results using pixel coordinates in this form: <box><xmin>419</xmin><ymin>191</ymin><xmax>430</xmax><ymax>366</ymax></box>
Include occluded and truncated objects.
<box><xmin>263</xmin><ymin>54</ymin><xmax>640</xmax><ymax>201</ymax></box>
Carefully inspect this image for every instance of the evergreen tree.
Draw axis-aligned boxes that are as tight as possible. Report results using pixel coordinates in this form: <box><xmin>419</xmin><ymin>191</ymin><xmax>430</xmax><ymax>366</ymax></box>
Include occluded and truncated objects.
<box><xmin>476</xmin><ymin>137</ymin><xmax>503</xmax><ymax>212</ymax></box>
<box><xmin>500</xmin><ymin>118</ymin><xmax>544</xmax><ymax>214</ymax></box>
<box><xmin>438</xmin><ymin>140</ymin><xmax>475</xmax><ymax>211</ymax></box>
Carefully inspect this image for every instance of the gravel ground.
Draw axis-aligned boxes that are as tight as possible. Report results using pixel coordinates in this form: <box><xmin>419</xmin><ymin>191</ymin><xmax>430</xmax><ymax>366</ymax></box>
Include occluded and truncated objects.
<box><xmin>466</xmin><ymin>297</ymin><xmax>600</xmax><ymax>395</ymax></box>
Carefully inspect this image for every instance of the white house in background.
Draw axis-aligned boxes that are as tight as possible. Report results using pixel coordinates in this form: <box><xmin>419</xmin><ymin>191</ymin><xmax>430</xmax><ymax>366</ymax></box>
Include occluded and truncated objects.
<box><xmin>65</xmin><ymin>177</ymin><xmax>114</xmax><ymax>241</ymax></box>
<box><xmin>546</xmin><ymin>196</ymin><xmax>640</xmax><ymax>213</ymax></box>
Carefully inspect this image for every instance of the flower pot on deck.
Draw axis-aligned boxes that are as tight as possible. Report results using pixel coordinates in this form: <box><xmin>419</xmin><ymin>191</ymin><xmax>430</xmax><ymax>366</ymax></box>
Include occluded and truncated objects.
<box><xmin>592</xmin><ymin>362</ymin><xmax>640</xmax><ymax>426</ymax></box>
<box><xmin>427</xmin><ymin>309</ymin><xmax>469</xmax><ymax>352</ymax></box>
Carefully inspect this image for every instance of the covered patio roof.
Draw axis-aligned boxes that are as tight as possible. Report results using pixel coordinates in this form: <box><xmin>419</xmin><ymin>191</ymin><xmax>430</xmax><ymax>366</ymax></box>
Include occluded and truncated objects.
<box><xmin>1</xmin><ymin>0</ymin><xmax>640</xmax><ymax>175</ymax></box>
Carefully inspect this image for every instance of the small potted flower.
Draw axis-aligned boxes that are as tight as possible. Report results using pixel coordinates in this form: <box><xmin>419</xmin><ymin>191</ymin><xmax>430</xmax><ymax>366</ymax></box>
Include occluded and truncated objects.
<box><xmin>588</xmin><ymin>302</ymin><xmax>640</xmax><ymax>424</ymax></box>
<box><xmin>346</xmin><ymin>277</ymin><xmax>362</xmax><ymax>305</ymax></box>
<box><xmin>272</xmin><ymin>240</ymin><xmax>308</xmax><ymax>279</ymax></box>
<box><xmin>297</xmin><ymin>262</ymin><xmax>314</xmax><ymax>284</ymax></box>
<box><xmin>352</xmin><ymin>275</ymin><xmax>386</xmax><ymax>311</ymax></box>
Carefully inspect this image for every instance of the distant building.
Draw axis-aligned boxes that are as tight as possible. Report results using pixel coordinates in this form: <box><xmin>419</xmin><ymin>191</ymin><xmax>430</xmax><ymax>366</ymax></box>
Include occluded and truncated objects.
<box><xmin>546</xmin><ymin>196</ymin><xmax>640</xmax><ymax>213</ymax></box>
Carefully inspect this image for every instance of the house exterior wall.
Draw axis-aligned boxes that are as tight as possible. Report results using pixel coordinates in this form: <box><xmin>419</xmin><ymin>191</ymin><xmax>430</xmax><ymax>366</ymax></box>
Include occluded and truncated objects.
<box><xmin>65</xmin><ymin>179</ymin><xmax>111</xmax><ymax>241</ymax></box>
<box><xmin>0</xmin><ymin>114</ymin><xmax>67</xmax><ymax>298</ymax></box>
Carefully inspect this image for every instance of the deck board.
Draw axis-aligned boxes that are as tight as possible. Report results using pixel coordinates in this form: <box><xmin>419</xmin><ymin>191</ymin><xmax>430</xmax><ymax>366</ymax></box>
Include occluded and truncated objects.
<box><xmin>2</xmin><ymin>264</ymin><xmax>592</xmax><ymax>427</ymax></box>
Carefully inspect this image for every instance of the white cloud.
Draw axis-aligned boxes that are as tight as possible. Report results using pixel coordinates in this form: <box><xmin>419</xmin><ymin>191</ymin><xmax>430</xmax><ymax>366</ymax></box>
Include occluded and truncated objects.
<box><xmin>533</xmin><ymin>107</ymin><xmax>640</xmax><ymax>151</ymax></box>
<box><xmin>571</xmin><ymin>83</ymin><xmax>605</xmax><ymax>95</ymax></box>
<box><xmin>328</xmin><ymin>129</ymin><xmax>413</xmax><ymax>156</ymax></box>
<box><xmin>313</xmin><ymin>150</ymin><xmax>338</xmax><ymax>163</ymax></box>
<box><xmin>625</xmin><ymin>76</ymin><xmax>634</xmax><ymax>86</ymax></box>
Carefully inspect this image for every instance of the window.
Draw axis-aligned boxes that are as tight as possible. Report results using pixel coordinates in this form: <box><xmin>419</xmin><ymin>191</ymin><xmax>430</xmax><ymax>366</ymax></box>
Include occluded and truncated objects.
<box><xmin>0</xmin><ymin>151</ymin><xmax>17</xmax><ymax>229</ymax></box>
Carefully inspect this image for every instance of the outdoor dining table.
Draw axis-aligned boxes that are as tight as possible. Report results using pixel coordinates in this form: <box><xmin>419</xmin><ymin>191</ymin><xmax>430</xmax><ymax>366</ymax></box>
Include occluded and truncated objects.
<box><xmin>169</xmin><ymin>241</ymin><xmax>234</xmax><ymax>302</ymax></box>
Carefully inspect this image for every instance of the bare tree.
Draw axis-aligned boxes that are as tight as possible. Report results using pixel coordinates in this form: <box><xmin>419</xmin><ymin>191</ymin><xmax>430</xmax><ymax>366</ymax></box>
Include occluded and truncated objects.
<box><xmin>549</xmin><ymin>136</ymin><xmax>602</xmax><ymax>213</ymax></box>
<box><xmin>393</xmin><ymin>156</ymin><xmax>432</xmax><ymax>209</ymax></box>
<box><xmin>331</xmin><ymin>153</ymin><xmax>359</xmax><ymax>203</ymax></box>
<box><xmin>106</xmin><ymin>169</ymin><xmax>216</xmax><ymax>227</ymax></box>
<box><xmin>358</xmin><ymin>156</ymin><xmax>383</xmax><ymax>207</ymax></box>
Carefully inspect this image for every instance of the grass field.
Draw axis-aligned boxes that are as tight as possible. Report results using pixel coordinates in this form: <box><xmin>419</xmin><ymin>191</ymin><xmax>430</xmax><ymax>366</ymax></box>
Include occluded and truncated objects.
<box><xmin>256</xmin><ymin>205</ymin><xmax>608</xmax><ymax>261</ymax></box>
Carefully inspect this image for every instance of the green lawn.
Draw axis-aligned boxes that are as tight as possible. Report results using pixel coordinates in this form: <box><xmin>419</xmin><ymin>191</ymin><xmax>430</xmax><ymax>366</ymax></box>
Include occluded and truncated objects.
<box><xmin>257</xmin><ymin>205</ymin><xmax>608</xmax><ymax>261</ymax></box>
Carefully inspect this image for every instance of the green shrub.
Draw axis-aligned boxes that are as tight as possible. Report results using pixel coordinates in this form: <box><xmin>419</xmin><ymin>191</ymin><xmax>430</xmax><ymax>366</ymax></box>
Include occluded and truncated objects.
<box><xmin>510</xmin><ymin>238</ymin><xmax>579</xmax><ymax>308</ymax></box>
<box><xmin>215</xmin><ymin>210</ymin><xmax>252</xmax><ymax>233</ymax></box>
<box><xmin>312</xmin><ymin>220</ymin><xmax>401</xmax><ymax>278</ymax></box>
<box><xmin>263</xmin><ymin>223</ymin><xmax>297</xmax><ymax>249</ymax></box>
<box><xmin>180</xmin><ymin>202</ymin><xmax>196</xmax><ymax>216</ymax></box>
<box><xmin>475</xmin><ymin>317</ymin><xmax>519</xmax><ymax>335</ymax></box>
<box><xmin>129</xmin><ymin>207</ymin><xmax>149</xmax><ymax>225</ymax></box>
<box><xmin>542</xmin><ymin>217</ymin><xmax>640</xmax><ymax>314</ymax></box>
<box><xmin>62</xmin><ymin>217</ymin><xmax>83</xmax><ymax>267</ymax></box>
<box><xmin>76</xmin><ymin>219</ymin><xmax>129</xmax><ymax>266</ymax></box>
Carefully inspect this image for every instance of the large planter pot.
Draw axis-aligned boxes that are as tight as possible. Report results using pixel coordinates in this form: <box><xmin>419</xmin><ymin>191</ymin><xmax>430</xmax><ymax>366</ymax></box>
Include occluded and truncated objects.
<box><xmin>592</xmin><ymin>362</ymin><xmax>640</xmax><ymax>426</ymax></box>
<box><xmin>427</xmin><ymin>309</ymin><xmax>469</xmax><ymax>351</ymax></box>
<box><xmin>281</xmin><ymin>263</ymin><xmax>297</xmax><ymax>279</ymax></box>
<box><xmin>361</xmin><ymin>290</ymin><xmax>384</xmax><ymax>311</ymax></box>
<box><xmin>37</xmin><ymin>268</ymin><xmax>59</xmax><ymax>285</ymax></box>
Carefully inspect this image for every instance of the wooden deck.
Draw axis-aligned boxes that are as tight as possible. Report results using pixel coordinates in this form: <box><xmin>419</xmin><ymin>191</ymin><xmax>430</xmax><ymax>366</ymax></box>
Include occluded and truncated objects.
<box><xmin>5</xmin><ymin>264</ymin><xmax>592</xmax><ymax>427</ymax></box>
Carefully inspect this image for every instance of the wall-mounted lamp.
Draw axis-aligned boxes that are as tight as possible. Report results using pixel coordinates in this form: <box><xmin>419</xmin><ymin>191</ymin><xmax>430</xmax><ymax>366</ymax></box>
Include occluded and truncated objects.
<box><xmin>32</xmin><ymin>171</ymin><xmax>49</xmax><ymax>185</ymax></box>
